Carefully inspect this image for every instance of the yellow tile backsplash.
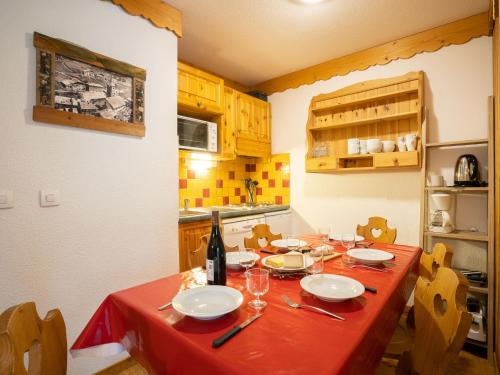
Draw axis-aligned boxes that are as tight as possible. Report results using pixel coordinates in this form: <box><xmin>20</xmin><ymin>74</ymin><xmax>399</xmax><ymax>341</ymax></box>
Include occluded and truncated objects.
<box><xmin>179</xmin><ymin>154</ymin><xmax>290</xmax><ymax>208</ymax></box>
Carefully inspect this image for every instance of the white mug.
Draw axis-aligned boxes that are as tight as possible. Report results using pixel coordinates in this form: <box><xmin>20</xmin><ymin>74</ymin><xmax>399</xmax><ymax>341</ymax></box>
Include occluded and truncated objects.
<box><xmin>382</xmin><ymin>140</ymin><xmax>395</xmax><ymax>153</ymax></box>
<box><xmin>405</xmin><ymin>134</ymin><xmax>417</xmax><ymax>151</ymax></box>
<box><xmin>347</xmin><ymin>138</ymin><xmax>360</xmax><ymax>155</ymax></box>
<box><xmin>359</xmin><ymin>140</ymin><xmax>368</xmax><ymax>154</ymax></box>
<box><xmin>428</xmin><ymin>174</ymin><xmax>444</xmax><ymax>187</ymax></box>
<box><xmin>397</xmin><ymin>136</ymin><xmax>407</xmax><ymax>152</ymax></box>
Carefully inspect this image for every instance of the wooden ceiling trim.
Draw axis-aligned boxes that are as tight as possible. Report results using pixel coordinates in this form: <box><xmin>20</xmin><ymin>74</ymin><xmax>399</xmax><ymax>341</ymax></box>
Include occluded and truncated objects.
<box><xmin>107</xmin><ymin>0</ymin><xmax>182</xmax><ymax>38</ymax></box>
<box><xmin>253</xmin><ymin>12</ymin><xmax>489</xmax><ymax>95</ymax></box>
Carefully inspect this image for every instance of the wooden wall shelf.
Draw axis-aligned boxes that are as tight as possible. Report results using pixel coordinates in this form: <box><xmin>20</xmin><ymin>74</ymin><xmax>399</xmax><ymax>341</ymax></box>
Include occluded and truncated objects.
<box><xmin>306</xmin><ymin>72</ymin><xmax>424</xmax><ymax>173</ymax></box>
<box><xmin>423</xmin><ymin>230</ymin><xmax>489</xmax><ymax>242</ymax></box>
<box><xmin>425</xmin><ymin>186</ymin><xmax>489</xmax><ymax>194</ymax></box>
<box><xmin>425</xmin><ymin>138</ymin><xmax>489</xmax><ymax>148</ymax></box>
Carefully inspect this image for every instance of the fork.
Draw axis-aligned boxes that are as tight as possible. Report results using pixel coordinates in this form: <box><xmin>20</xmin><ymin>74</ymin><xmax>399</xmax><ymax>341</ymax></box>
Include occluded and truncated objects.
<box><xmin>281</xmin><ymin>295</ymin><xmax>345</xmax><ymax>321</ymax></box>
<box><xmin>344</xmin><ymin>263</ymin><xmax>388</xmax><ymax>272</ymax></box>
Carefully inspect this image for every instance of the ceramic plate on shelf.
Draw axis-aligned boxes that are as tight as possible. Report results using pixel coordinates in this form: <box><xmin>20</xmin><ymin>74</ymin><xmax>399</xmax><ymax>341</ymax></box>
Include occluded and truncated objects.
<box><xmin>270</xmin><ymin>239</ymin><xmax>308</xmax><ymax>248</ymax></box>
<box><xmin>262</xmin><ymin>253</ymin><xmax>313</xmax><ymax>272</ymax></box>
<box><xmin>329</xmin><ymin>234</ymin><xmax>365</xmax><ymax>242</ymax></box>
<box><xmin>300</xmin><ymin>274</ymin><xmax>365</xmax><ymax>302</ymax></box>
<box><xmin>226</xmin><ymin>252</ymin><xmax>260</xmax><ymax>269</ymax></box>
<box><xmin>346</xmin><ymin>248</ymin><xmax>394</xmax><ymax>266</ymax></box>
<box><xmin>172</xmin><ymin>286</ymin><xmax>243</xmax><ymax>320</ymax></box>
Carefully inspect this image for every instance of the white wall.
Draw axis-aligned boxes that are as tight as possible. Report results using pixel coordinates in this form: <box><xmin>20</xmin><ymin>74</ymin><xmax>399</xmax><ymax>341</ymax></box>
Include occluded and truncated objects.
<box><xmin>270</xmin><ymin>37</ymin><xmax>492</xmax><ymax>245</ymax></box>
<box><xmin>0</xmin><ymin>1</ymin><xmax>178</xmax><ymax>373</ymax></box>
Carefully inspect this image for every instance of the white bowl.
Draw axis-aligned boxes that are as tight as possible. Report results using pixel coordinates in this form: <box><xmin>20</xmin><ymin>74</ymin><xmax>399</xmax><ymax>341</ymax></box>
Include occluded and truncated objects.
<box><xmin>300</xmin><ymin>274</ymin><xmax>365</xmax><ymax>302</ymax></box>
<box><xmin>270</xmin><ymin>239</ymin><xmax>308</xmax><ymax>248</ymax></box>
<box><xmin>346</xmin><ymin>248</ymin><xmax>394</xmax><ymax>266</ymax></box>
<box><xmin>366</xmin><ymin>139</ymin><xmax>382</xmax><ymax>153</ymax></box>
<box><xmin>172</xmin><ymin>286</ymin><xmax>243</xmax><ymax>320</ymax></box>
<box><xmin>382</xmin><ymin>140</ymin><xmax>395</xmax><ymax>152</ymax></box>
<box><xmin>226</xmin><ymin>252</ymin><xmax>260</xmax><ymax>270</ymax></box>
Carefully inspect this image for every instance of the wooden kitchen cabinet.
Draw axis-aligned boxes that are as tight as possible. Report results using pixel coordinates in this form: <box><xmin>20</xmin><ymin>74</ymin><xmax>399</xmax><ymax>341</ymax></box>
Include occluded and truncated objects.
<box><xmin>219</xmin><ymin>87</ymin><xmax>237</xmax><ymax>158</ymax></box>
<box><xmin>178</xmin><ymin>220</ymin><xmax>212</xmax><ymax>272</ymax></box>
<box><xmin>235</xmin><ymin>91</ymin><xmax>271</xmax><ymax>158</ymax></box>
<box><xmin>178</xmin><ymin>62</ymin><xmax>224</xmax><ymax>115</ymax></box>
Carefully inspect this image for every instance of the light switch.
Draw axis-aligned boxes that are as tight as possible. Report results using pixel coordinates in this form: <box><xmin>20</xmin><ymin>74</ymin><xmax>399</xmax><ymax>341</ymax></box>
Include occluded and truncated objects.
<box><xmin>40</xmin><ymin>190</ymin><xmax>60</xmax><ymax>207</ymax></box>
<box><xmin>0</xmin><ymin>190</ymin><xmax>14</xmax><ymax>209</ymax></box>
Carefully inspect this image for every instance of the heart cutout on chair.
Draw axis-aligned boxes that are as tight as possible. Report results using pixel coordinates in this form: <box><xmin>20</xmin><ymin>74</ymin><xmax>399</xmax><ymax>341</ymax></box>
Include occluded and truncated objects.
<box><xmin>371</xmin><ymin>228</ymin><xmax>383</xmax><ymax>239</ymax></box>
<box><xmin>433</xmin><ymin>293</ymin><xmax>448</xmax><ymax>317</ymax></box>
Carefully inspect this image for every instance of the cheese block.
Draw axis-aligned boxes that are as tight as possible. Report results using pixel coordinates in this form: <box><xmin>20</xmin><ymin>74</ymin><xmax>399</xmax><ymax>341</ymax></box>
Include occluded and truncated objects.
<box><xmin>266</xmin><ymin>255</ymin><xmax>284</xmax><ymax>268</ymax></box>
<box><xmin>283</xmin><ymin>253</ymin><xmax>304</xmax><ymax>269</ymax></box>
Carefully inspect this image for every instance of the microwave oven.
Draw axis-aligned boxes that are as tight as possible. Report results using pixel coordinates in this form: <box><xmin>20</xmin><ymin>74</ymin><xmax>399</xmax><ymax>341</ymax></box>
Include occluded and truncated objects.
<box><xmin>177</xmin><ymin>115</ymin><xmax>218</xmax><ymax>152</ymax></box>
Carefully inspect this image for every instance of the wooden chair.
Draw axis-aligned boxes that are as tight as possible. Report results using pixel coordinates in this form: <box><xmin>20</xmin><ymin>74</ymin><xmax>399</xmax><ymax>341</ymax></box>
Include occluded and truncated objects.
<box><xmin>376</xmin><ymin>267</ymin><xmax>472</xmax><ymax>375</ymax></box>
<box><xmin>385</xmin><ymin>243</ymin><xmax>453</xmax><ymax>357</ymax></box>
<box><xmin>244</xmin><ymin>224</ymin><xmax>282</xmax><ymax>249</ymax></box>
<box><xmin>187</xmin><ymin>234</ymin><xmax>239</xmax><ymax>269</ymax></box>
<box><xmin>0</xmin><ymin>302</ymin><xmax>147</xmax><ymax>375</ymax></box>
<box><xmin>356</xmin><ymin>216</ymin><xmax>397</xmax><ymax>244</ymax></box>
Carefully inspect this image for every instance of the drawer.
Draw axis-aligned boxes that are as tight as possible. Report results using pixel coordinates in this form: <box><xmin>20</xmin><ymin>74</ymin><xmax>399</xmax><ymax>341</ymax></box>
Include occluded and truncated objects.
<box><xmin>306</xmin><ymin>157</ymin><xmax>337</xmax><ymax>172</ymax></box>
<box><xmin>373</xmin><ymin>151</ymin><xmax>419</xmax><ymax>168</ymax></box>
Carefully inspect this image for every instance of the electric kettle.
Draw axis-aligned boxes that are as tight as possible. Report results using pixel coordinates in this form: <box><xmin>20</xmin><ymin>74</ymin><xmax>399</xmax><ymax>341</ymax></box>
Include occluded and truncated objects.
<box><xmin>454</xmin><ymin>154</ymin><xmax>480</xmax><ymax>186</ymax></box>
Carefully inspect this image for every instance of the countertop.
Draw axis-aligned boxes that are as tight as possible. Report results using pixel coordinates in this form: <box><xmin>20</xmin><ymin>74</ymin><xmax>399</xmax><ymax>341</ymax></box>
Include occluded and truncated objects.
<box><xmin>178</xmin><ymin>205</ymin><xmax>290</xmax><ymax>224</ymax></box>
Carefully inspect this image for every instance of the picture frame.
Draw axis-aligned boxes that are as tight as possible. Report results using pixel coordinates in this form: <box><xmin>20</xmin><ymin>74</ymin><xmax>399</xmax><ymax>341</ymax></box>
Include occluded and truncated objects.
<box><xmin>32</xmin><ymin>32</ymin><xmax>146</xmax><ymax>137</ymax></box>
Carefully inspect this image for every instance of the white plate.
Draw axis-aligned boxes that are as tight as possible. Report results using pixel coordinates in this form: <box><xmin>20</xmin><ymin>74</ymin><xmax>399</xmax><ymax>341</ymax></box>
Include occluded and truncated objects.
<box><xmin>300</xmin><ymin>274</ymin><xmax>365</xmax><ymax>302</ymax></box>
<box><xmin>225</xmin><ymin>252</ymin><xmax>260</xmax><ymax>269</ymax></box>
<box><xmin>329</xmin><ymin>234</ymin><xmax>365</xmax><ymax>242</ymax></box>
<box><xmin>346</xmin><ymin>248</ymin><xmax>394</xmax><ymax>266</ymax></box>
<box><xmin>172</xmin><ymin>286</ymin><xmax>243</xmax><ymax>320</ymax></box>
<box><xmin>270</xmin><ymin>239</ymin><xmax>308</xmax><ymax>248</ymax></box>
<box><xmin>262</xmin><ymin>253</ymin><xmax>314</xmax><ymax>272</ymax></box>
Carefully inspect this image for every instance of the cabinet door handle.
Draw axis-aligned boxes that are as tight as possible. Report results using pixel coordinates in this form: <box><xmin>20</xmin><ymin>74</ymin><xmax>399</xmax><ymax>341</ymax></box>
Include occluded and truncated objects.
<box><xmin>318</xmin><ymin>163</ymin><xmax>326</xmax><ymax>167</ymax></box>
<box><xmin>392</xmin><ymin>158</ymin><xmax>398</xmax><ymax>163</ymax></box>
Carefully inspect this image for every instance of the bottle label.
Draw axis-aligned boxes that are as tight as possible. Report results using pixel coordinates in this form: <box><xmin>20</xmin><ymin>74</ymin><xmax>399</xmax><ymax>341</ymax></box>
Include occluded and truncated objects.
<box><xmin>206</xmin><ymin>259</ymin><xmax>214</xmax><ymax>281</ymax></box>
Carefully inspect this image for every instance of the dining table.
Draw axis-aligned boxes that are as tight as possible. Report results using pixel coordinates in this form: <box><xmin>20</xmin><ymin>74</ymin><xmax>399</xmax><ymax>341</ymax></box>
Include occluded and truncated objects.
<box><xmin>71</xmin><ymin>235</ymin><xmax>421</xmax><ymax>375</ymax></box>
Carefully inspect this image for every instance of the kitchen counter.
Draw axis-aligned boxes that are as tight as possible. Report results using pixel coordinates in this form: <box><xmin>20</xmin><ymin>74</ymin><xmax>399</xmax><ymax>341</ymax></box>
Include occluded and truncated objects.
<box><xmin>178</xmin><ymin>204</ymin><xmax>290</xmax><ymax>224</ymax></box>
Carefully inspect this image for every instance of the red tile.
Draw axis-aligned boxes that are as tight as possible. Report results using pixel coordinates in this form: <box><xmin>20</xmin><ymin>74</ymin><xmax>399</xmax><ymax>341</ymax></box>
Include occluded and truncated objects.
<box><xmin>275</xmin><ymin>196</ymin><xmax>283</xmax><ymax>204</ymax></box>
<box><xmin>268</xmin><ymin>179</ymin><xmax>275</xmax><ymax>188</ymax></box>
<box><xmin>245</xmin><ymin>164</ymin><xmax>256</xmax><ymax>172</ymax></box>
<box><xmin>187</xmin><ymin>170</ymin><xmax>196</xmax><ymax>179</ymax></box>
<box><xmin>256</xmin><ymin>187</ymin><xmax>262</xmax><ymax>196</ymax></box>
<box><xmin>203</xmin><ymin>188</ymin><xmax>210</xmax><ymax>198</ymax></box>
<box><xmin>216</xmin><ymin>179</ymin><xmax>223</xmax><ymax>188</ymax></box>
<box><xmin>179</xmin><ymin>179</ymin><xmax>187</xmax><ymax>189</ymax></box>
<box><xmin>275</xmin><ymin>162</ymin><xmax>282</xmax><ymax>171</ymax></box>
<box><xmin>228</xmin><ymin>171</ymin><xmax>235</xmax><ymax>180</ymax></box>
<box><xmin>282</xmin><ymin>179</ymin><xmax>290</xmax><ymax>188</ymax></box>
<box><xmin>235</xmin><ymin>187</ymin><xmax>241</xmax><ymax>196</ymax></box>
<box><xmin>240</xmin><ymin>195</ymin><xmax>246</xmax><ymax>203</ymax></box>
<box><xmin>262</xmin><ymin>171</ymin><xmax>269</xmax><ymax>179</ymax></box>
<box><xmin>195</xmin><ymin>198</ymin><xmax>203</xmax><ymax>207</ymax></box>
<box><xmin>223</xmin><ymin>196</ymin><xmax>229</xmax><ymax>205</ymax></box>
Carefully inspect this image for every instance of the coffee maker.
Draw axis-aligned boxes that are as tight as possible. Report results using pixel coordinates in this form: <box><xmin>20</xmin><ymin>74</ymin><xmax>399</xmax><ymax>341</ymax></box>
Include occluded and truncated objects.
<box><xmin>429</xmin><ymin>193</ymin><xmax>454</xmax><ymax>233</ymax></box>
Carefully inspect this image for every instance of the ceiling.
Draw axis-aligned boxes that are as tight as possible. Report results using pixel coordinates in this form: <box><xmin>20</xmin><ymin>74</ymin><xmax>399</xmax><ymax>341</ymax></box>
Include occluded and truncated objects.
<box><xmin>167</xmin><ymin>0</ymin><xmax>489</xmax><ymax>87</ymax></box>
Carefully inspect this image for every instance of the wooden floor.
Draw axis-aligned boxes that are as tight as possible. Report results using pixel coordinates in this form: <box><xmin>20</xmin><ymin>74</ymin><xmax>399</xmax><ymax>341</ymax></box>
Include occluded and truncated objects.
<box><xmin>93</xmin><ymin>357</ymin><xmax>149</xmax><ymax>375</ymax></box>
<box><xmin>376</xmin><ymin>351</ymin><xmax>496</xmax><ymax>374</ymax></box>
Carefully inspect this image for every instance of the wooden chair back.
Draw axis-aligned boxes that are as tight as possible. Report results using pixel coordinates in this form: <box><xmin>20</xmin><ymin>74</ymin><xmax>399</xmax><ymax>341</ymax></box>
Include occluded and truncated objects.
<box><xmin>398</xmin><ymin>267</ymin><xmax>472</xmax><ymax>375</ymax></box>
<box><xmin>244</xmin><ymin>224</ymin><xmax>282</xmax><ymax>249</ymax></box>
<box><xmin>356</xmin><ymin>216</ymin><xmax>397</xmax><ymax>244</ymax></box>
<box><xmin>0</xmin><ymin>302</ymin><xmax>67</xmax><ymax>375</ymax></box>
<box><xmin>188</xmin><ymin>234</ymin><xmax>239</xmax><ymax>269</ymax></box>
<box><xmin>420</xmin><ymin>242</ymin><xmax>453</xmax><ymax>281</ymax></box>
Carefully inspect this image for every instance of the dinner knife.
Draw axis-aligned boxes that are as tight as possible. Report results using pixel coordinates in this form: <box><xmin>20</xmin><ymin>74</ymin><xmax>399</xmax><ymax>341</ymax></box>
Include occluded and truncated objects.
<box><xmin>363</xmin><ymin>285</ymin><xmax>377</xmax><ymax>294</ymax></box>
<box><xmin>212</xmin><ymin>314</ymin><xmax>262</xmax><ymax>348</ymax></box>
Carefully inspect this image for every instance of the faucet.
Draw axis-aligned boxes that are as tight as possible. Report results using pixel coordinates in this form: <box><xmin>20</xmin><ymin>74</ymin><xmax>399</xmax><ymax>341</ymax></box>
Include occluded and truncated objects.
<box><xmin>184</xmin><ymin>198</ymin><xmax>190</xmax><ymax>211</ymax></box>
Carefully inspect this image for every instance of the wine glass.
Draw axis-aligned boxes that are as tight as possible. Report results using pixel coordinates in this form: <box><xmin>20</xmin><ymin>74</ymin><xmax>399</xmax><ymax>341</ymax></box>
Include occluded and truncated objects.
<box><xmin>317</xmin><ymin>227</ymin><xmax>330</xmax><ymax>245</ymax></box>
<box><xmin>286</xmin><ymin>235</ymin><xmax>299</xmax><ymax>252</ymax></box>
<box><xmin>239</xmin><ymin>248</ymin><xmax>256</xmax><ymax>272</ymax></box>
<box><xmin>245</xmin><ymin>268</ymin><xmax>269</xmax><ymax>310</ymax></box>
<box><xmin>341</xmin><ymin>234</ymin><xmax>356</xmax><ymax>251</ymax></box>
<box><xmin>307</xmin><ymin>247</ymin><xmax>324</xmax><ymax>274</ymax></box>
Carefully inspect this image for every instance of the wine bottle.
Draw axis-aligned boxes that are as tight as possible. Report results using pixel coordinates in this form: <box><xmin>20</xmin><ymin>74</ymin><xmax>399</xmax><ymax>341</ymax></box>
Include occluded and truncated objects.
<box><xmin>206</xmin><ymin>210</ymin><xmax>226</xmax><ymax>285</ymax></box>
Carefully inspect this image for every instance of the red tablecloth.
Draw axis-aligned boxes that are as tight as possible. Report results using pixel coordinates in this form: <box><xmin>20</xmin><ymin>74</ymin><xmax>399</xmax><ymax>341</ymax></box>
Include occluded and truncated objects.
<box><xmin>71</xmin><ymin>239</ymin><xmax>421</xmax><ymax>375</ymax></box>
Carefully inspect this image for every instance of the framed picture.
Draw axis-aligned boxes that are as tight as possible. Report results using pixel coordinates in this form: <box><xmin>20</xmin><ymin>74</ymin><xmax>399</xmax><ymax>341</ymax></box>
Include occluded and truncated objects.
<box><xmin>33</xmin><ymin>32</ymin><xmax>146</xmax><ymax>137</ymax></box>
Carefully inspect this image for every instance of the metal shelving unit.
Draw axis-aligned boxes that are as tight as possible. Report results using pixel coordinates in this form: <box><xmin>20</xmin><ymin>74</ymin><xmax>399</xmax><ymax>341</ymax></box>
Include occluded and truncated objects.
<box><xmin>419</xmin><ymin>100</ymin><xmax>495</xmax><ymax>361</ymax></box>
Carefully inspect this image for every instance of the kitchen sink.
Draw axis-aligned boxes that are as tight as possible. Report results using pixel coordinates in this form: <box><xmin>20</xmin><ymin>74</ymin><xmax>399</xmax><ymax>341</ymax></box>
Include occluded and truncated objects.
<box><xmin>178</xmin><ymin>209</ymin><xmax>209</xmax><ymax>217</ymax></box>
